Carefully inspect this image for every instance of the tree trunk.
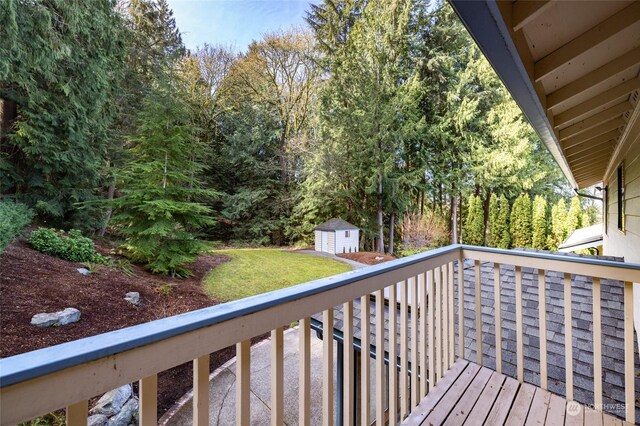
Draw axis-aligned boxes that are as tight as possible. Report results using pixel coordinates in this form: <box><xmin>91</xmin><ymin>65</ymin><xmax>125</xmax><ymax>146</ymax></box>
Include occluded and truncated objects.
<box><xmin>451</xmin><ymin>190</ymin><xmax>458</xmax><ymax>244</ymax></box>
<box><xmin>389</xmin><ymin>211</ymin><xmax>395</xmax><ymax>255</ymax></box>
<box><xmin>420</xmin><ymin>190</ymin><xmax>425</xmax><ymax>217</ymax></box>
<box><xmin>377</xmin><ymin>175</ymin><xmax>384</xmax><ymax>253</ymax></box>
<box><xmin>99</xmin><ymin>179</ymin><xmax>116</xmax><ymax>237</ymax></box>
<box><xmin>0</xmin><ymin>98</ymin><xmax>17</xmax><ymax>143</ymax></box>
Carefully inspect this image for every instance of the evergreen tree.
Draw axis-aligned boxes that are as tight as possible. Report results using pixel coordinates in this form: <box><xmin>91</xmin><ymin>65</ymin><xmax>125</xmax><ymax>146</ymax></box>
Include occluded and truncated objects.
<box><xmin>547</xmin><ymin>198</ymin><xmax>567</xmax><ymax>250</ymax></box>
<box><xmin>112</xmin><ymin>79</ymin><xmax>216</xmax><ymax>276</ymax></box>
<box><xmin>0</xmin><ymin>0</ymin><xmax>127</xmax><ymax>228</ymax></box>
<box><xmin>510</xmin><ymin>194</ymin><xmax>532</xmax><ymax>248</ymax></box>
<box><xmin>487</xmin><ymin>193</ymin><xmax>500</xmax><ymax>247</ymax></box>
<box><xmin>497</xmin><ymin>194</ymin><xmax>511</xmax><ymax>249</ymax></box>
<box><xmin>532</xmin><ymin>195</ymin><xmax>548</xmax><ymax>249</ymax></box>
<box><xmin>464</xmin><ymin>195</ymin><xmax>485</xmax><ymax>245</ymax></box>
<box><xmin>566</xmin><ymin>196</ymin><xmax>582</xmax><ymax>237</ymax></box>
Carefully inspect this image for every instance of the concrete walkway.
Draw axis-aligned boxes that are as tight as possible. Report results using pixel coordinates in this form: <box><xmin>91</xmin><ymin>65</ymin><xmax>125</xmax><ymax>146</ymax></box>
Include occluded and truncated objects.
<box><xmin>296</xmin><ymin>250</ymin><xmax>368</xmax><ymax>269</ymax></box>
<box><xmin>161</xmin><ymin>328</ymin><xmax>337</xmax><ymax>425</ymax></box>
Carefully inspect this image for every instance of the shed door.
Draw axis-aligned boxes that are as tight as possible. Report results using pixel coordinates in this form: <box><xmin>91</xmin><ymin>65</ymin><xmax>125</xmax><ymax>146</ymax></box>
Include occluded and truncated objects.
<box><xmin>321</xmin><ymin>232</ymin><xmax>328</xmax><ymax>252</ymax></box>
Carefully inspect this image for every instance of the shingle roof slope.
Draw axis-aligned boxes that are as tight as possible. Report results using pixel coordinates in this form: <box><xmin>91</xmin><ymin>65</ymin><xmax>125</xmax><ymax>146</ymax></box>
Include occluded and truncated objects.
<box><xmin>313</xmin><ymin>218</ymin><xmax>359</xmax><ymax>231</ymax></box>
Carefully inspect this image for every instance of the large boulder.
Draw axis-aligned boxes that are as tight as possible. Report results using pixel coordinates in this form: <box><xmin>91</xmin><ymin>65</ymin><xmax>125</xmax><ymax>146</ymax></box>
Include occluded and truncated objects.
<box><xmin>90</xmin><ymin>384</ymin><xmax>132</xmax><ymax>417</ymax></box>
<box><xmin>88</xmin><ymin>414</ymin><xmax>108</xmax><ymax>426</ymax></box>
<box><xmin>31</xmin><ymin>308</ymin><xmax>81</xmax><ymax>327</ymax></box>
<box><xmin>106</xmin><ymin>397</ymin><xmax>138</xmax><ymax>426</ymax></box>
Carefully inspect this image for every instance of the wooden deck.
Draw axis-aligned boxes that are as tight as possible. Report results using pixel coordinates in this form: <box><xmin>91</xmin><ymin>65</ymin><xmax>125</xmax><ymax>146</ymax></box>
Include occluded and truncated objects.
<box><xmin>404</xmin><ymin>359</ymin><xmax>632</xmax><ymax>426</ymax></box>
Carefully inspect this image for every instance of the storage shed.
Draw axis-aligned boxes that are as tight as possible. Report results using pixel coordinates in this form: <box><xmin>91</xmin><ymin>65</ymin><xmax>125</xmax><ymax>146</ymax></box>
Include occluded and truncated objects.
<box><xmin>313</xmin><ymin>218</ymin><xmax>359</xmax><ymax>254</ymax></box>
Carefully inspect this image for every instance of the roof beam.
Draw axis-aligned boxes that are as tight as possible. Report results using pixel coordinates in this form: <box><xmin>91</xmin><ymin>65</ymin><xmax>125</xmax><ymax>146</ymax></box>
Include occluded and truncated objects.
<box><xmin>568</xmin><ymin>148</ymin><xmax>613</xmax><ymax>167</ymax></box>
<box><xmin>564</xmin><ymin>130</ymin><xmax>619</xmax><ymax>158</ymax></box>
<box><xmin>574</xmin><ymin>169</ymin><xmax>606</xmax><ymax>183</ymax></box>
<box><xmin>554</xmin><ymin>78</ymin><xmax>640</xmax><ymax>128</ymax></box>
<box><xmin>558</xmin><ymin>102</ymin><xmax>632</xmax><ymax>140</ymax></box>
<box><xmin>566</xmin><ymin>140</ymin><xmax>615</xmax><ymax>162</ymax></box>
<box><xmin>546</xmin><ymin>46</ymin><xmax>640</xmax><ymax>110</ymax></box>
<box><xmin>561</xmin><ymin>118</ymin><xmax>624</xmax><ymax>149</ymax></box>
<box><xmin>572</xmin><ymin>159</ymin><xmax>610</xmax><ymax>175</ymax></box>
<box><xmin>512</xmin><ymin>0</ymin><xmax>553</xmax><ymax>32</ymax></box>
<box><xmin>534</xmin><ymin>2</ymin><xmax>640</xmax><ymax>82</ymax></box>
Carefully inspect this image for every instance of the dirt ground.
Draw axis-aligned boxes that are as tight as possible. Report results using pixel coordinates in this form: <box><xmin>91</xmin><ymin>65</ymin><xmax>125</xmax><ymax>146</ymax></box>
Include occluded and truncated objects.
<box><xmin>337</xmin><ymin>251</ymin><xmax>396</xmax><ymax>265</ymax></box>
<box><xmin>0</xmin><ymin>238</ymin><xmax>266</xmax><ymax>417</ymax></box>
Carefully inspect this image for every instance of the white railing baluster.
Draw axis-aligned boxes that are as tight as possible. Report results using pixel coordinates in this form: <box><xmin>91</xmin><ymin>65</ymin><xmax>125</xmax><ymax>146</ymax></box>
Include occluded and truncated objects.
<box><xmin>564</xmin><ymin>273</ymin><xmax>573</xmax><ymax>401</ymax></box>
<box><xmin>448</xmin><ymin>262</ymin><xmax>455</xmax><ymax>367</ymax></box>
<box><xmin>623</xmin><ymin>281</ymin><xmax>635</xmax><ymax>423</ymax></box>
<box><xmin>435</xmin><ymin>267</ymin><xmax>442</xmax><ymax>380</ymax></box>
<box><xmin>193</xmin><ymin>356</ymin><xmax>209</xmax><ymax>426</ymax></box>
<box><xmin>538</xmin><ymin>270</ymin><xmax>547</xmax><ymax>390</ymax></box>
<box><xmin>139</xmin><ymin>374</ymin><xmax>157</xmax><ymax>426</ymax></box>
<box><xmin>236</xmin><ymin>340</ymin><xmax>251</xmax><ymax>426</ymax></box>
<box><xmin>343</xmin><ymin>301</ymin><xmax>354</xmax><ymax>426</ymax></box>
<box><xmin>458</xmin><ymin>255</ymin><xmax>464</xmax><ymax>359</ymax></box>
<box><xmin>360</xmin><ymin>295</ymin><xmax>370</xmax><ymax>426</ymax></box>
<box><xmin>474</xmin><ymin>260</ymin><xmax>482</xmax><ymax>365</ymax></box>
<box><xmin>442</xmin><ymin>265</ymin><xmax>449</xmax><ymax>374</ymax></box>
<box><xmin>66</xmin><ymin>400</ymin><xmax>87</xmax><ymax>426</ymax></box>
<box><xmin>418</xmin><ymin>273</ymin><xmax>427</xmax><ymax>399</ymax></box>
<box><xmin>299</xmin><ymin>318</ymin><xmax>311</xmax><ymax>426</ymax></box>
<box><xmin>271</xmin><ymin>327</ymin><xmax>284</xmax><ymax>426</ymax></box>
<box><xmin>375</xmin><ymin>290</ymin><xmax>385</xmax><ymax>426</ymax></box>
<box><xmin>592</xmin><ymin>277</ymin><xmax>601</xmax><ymax>409</ymax></box>
<box><xmin>400</xmin><ymin>279</ymin><xmax>409</xmax><ymax>419</ymax></box>
<box><xmin>323</xmin><ymin>309</ymin><xmax>334</xmax><ymax>426</ymax></box>
<box><xmin>389</xmin><ymin>283</ymin><xmax>398</xmax><ymax>426</ymax></box>
<box><xmin>410</xmin><ymin>276</ymin><xmax>419</xmax><ymax>410</ymax></box>
<box><xmin>494</xmin><ymin>263</ymin><xmax>502</xmax><ymax>374</ymax></box>
<box><xmin>428</xmin><ymin>269</ymin><xmax>435</xmax><ymax>389</ymax></box>
<box><xmin>515</xmin><ymin>266</ymin><xmax>523</xmax><ymax>383</ymax></box>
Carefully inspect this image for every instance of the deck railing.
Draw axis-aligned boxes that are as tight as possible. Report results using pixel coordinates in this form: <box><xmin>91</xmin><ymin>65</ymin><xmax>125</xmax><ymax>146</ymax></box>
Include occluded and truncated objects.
<box><xmin>0</xmin><ymin>245</ymin><xmax>638</xmax><ymax>425</ymax></box>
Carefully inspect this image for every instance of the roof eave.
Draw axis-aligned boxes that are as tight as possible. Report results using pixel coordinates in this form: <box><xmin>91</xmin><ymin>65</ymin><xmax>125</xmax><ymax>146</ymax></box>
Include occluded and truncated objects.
<box><xmin>449</xmin><ymin>0</ymin><xmax>579</xmax><ymax>189</ymax></box>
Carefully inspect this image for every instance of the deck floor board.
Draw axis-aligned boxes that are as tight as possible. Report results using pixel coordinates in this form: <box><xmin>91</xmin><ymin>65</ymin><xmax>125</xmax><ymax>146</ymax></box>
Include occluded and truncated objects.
<box><xmin>403</xmin><ymin>359</ymin><xmax>629</xmax><ymax>426</ymax></box>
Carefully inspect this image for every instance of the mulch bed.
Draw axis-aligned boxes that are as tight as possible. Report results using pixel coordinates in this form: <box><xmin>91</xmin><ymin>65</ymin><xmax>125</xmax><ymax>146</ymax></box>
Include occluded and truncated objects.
<box><xmin>337</xmin><ymin>251</ymin><xmax>396</xmax><ymax>265</ymax></box>
<box><xmin>0</xmin><ymin>238</ymin><xmax>264</xmax><ymax>417</ymax></box>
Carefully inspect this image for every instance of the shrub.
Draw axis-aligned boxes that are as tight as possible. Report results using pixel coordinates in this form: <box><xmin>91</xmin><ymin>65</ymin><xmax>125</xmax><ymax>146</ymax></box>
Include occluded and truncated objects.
<box><xmin>532</xmin><ymin>196</ymin><xmax>548</xmax><ymax>249</ymax></box>
<box><xmin>28</xmin><ymin>228</ymin><xmax>106</xmax><ymax>263</ymax></box>
<box><xmin>510</xmin><ymin>194</ymin><xmax>532</xmax><ymax>248</ymax></box>
<box><xmin>399</xmin><ymin>211</ymin><xmax>449</xmax><ymax>255</ymax></box>
<box><xmin>0</xmin><ymin>201</ymin><xmax>34</xmax><ymax>252</ymax></box>
<box><xmin>464</xmin><ymin>195</ymin><xmax>485</xmax><ymax>246</ymax></box>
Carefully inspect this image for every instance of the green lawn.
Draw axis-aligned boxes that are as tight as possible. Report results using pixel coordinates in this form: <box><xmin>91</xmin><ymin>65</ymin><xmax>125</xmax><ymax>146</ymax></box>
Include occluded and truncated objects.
<box><xmin>205</xmin><ymin>249</ymin><xmax>353</xmax><ymax>301</ymax></box>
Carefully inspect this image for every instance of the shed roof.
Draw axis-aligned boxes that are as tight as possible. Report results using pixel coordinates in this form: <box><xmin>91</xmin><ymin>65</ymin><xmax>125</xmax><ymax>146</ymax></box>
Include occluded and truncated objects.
<box><xmin>314</xmin><ymin>218</ymin><xmax>359</xmax><ymax>231</ymax></box>
<box><xmin>559</xmin><ymin>224</ymin><xmax>603</xmax><ymax>252</ymax></box>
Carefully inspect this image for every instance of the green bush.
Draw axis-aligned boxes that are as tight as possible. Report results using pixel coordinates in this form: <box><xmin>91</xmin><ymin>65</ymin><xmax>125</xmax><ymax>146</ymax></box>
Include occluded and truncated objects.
<box><xmin>28</xmin><ymin>228</ymin><xmax>106</xmax><ymax>263</ymax></box>
<box><xmin>0</xmin><ymin>201</ymin><xmax>34</xmax><ymax>252</ymax></box>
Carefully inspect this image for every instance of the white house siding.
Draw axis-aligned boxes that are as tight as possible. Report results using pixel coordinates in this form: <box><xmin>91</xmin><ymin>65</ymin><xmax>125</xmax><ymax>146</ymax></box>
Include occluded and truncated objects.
<box><xmin>327</xmin><ymin>232</ymin><xmax>336</xmax><ymax>254</ymax></box>
<box><xmin>334</xmin><ymin>229</ymin><xmax>359</xmax><ymax>254</ymax></box>
<box><xmin>314</xmin><ymin>231</ymin><xmax>321</xmax><ymax>252</ymax></box>
<box><xmin>603</xmin><ymin>136</ymin><xmax>640</xmax><ymax>355</ymax></box>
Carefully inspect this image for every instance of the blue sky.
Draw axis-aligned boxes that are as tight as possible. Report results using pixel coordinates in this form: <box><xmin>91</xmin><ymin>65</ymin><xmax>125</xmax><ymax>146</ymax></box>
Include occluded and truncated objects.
<box><xmin>167</xmin><ymin>0</ymin><xmax>317</xmax><ymax>52</ymax></box>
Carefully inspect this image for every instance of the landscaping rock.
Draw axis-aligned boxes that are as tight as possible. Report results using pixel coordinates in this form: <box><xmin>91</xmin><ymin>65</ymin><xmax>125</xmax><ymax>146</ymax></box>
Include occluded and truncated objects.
<box><xmin>77</xmin><ymin>267</ymin><xmax>90</xmax><ymax>276</ymax></box>
<box><xmin>106</xmin><ymin>397</ymin><xmax>138</xmax><ymax>426</ymax></box>
<box><xmin>91</xmin><ymin>384</ymin><xmax>132</xmax><ymax>416</ymax></box>
<box><xmin>124</xmin><ymin>292</ymin><xmax>140</xmax><ymax>306</ymax></box>
<box><xmin>88</xmin><ymin>414</ymin><xmax>109</xmax><ymax>426</ymax></box>
<box><xmin>31</xmin><ymin>307</ymin><xmax>81</xmax><ymax>327</ymax></box>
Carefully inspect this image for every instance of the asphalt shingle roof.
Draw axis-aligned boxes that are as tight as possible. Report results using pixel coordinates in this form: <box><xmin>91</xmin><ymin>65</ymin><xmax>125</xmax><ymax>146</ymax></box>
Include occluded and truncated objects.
<box><xmin>313</xmin><ymin>218</ymin><xmax>359</xmax><ymax>231</ymax></box>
